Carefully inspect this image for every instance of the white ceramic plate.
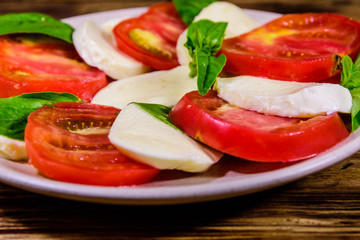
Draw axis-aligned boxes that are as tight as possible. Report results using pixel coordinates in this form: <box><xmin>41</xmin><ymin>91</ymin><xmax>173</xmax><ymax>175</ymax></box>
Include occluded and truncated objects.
<box><xmin>0</xmin><ymin>7</ymin><xmax>359</xmax><ymax>205</ymax></box>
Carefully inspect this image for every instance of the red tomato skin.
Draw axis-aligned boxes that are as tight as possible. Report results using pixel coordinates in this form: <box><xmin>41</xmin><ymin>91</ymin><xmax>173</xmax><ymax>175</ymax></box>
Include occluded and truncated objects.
<box><xmin>220</xmin><ymin>52</ymin><xmax>338</xmax><ymax>82</ymax></box>
<box><xmin>169</xmin><ymin>91</ymin><xmax>350</xmax><ymax>162</ymax></box>
<box><xmin>0</xmin><ymin>71</ymin><xmax>107</xmax><ymax>102</ymax></box>
<box><xmin>0</xmin><ymin>35</ymin><xmax>108</xmax><ymax>102</ymax></box>
<box><xmin>26</xmin><ymin>142</ymin><xmax>159</xmax><ymax>186</ymax></box>
<box><xmin>25</xmin><ymin>102</ymin><xmax>159</xmax><ymax>186</ymax></box>
<box><xmin>113</xmin><ymin>2</ymin><xmax>186</xmax><ymax>70</ymax></box>
<box><xmin>220</xmin><ymin>13</ymin><xmax>360</xmax><ymax>82</ymax></box>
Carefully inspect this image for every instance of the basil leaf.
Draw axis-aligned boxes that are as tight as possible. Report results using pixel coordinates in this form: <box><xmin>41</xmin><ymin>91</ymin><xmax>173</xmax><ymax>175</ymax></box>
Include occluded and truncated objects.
<box><xmin>196</xmin><ymin>49</ymin><xmax>210</xmax><ymax>90</ymax></box>
<box><xmin>0</xmin><ymin>92</ymin><xmax>83</xmax><ymax>140</ymax></box>
<box><xmin>173</xmin><ymin>0</ymin><xmax>217</xmax><ymax>25</ymax></box>
<box><xmin>185</xmin><ymin>19</ymin><xmax>227</xmax><ymax>95</ymax></box>
<box><xmin>14</xmin><ymin>92</ymin><xmax>82</xmax><ymax>103</ymax></box>
<box><xmin>132</xmin><ymin>102</ymin><xmax>182</xmax><ymax>132</ymax></box>
<box><xmin>350</xmin><ymin>90</ymin><xmax>360</xmax><ymax>131</ymax></box>
<box><xmin>203</xmin><ymin>54</ymin><xmax>226</xmax><ymax>94</ymax></box>
<box><xmin>340</xmin><ymin>55</ymin><xmax>353</xmax><ymax>87</ymax></box>
<box><xmin>196</xmin><ymin>50</ymin><xmax>226</xmax><ymax>95</ymax></box>
<box><xmin>340</xmin><ymin>55</ymin><xmax>360</xmax><ymax>90</ymax></box>
<box><xmin>355</xmin><ymin>53</ymin><xmax>360</xmax><ymax>69</ymax></box>
<box><xmin>340</xmin><ymin>53</ymin><xmax>360</xmax><ymax>131</ymax></box>
<box><xmin>0</xmin><ymin>12</ymin><xmax>74</xmax><ymax>43</ymax></box>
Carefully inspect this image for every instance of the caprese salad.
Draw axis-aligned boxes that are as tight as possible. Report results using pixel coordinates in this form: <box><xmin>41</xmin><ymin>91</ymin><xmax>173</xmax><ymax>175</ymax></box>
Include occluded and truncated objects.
<box><xmin>0</xmin><ymin>0</ymin><xmax>360</xmax><ymax>187</ymax></box>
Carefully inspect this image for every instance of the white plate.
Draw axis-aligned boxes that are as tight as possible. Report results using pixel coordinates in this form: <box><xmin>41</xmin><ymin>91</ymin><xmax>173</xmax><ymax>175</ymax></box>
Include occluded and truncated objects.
<box><xmin>0</xmin><ymin>7</ymin><xmax>359</xmax><ymax>205</ymax></box>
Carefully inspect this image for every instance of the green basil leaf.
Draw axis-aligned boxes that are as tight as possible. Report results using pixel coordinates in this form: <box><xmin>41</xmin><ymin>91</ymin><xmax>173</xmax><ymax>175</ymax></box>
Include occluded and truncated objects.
<box><xmin>350</xmin><ymin>93</ymin><xmax>360</xmax><ymax>131</ymax></box>
<box><xmin>340</xmin><ymin>55</ymin><xmax>353</xmax><ymax>88</ymax></box>
<box><xmin>341</xmin><ymin>55</ymin><xmax>360</xmax><ymax>90</ymax></box>
<box><xmin>206</xmin><ymin>22</ymin><xmax>228</xmax><ymax>54</ymax></box>
<box><xmin>196</xmin><ymin>50</ymin><xmax>226</xmax><ymax>95</ymax></box>
<box><xmin>186</xmin><ymin>20</ymin><xmax>212</xmax><ymax>51</ymax></box>
<box><xmin>204</xmin><ymin>54</ymin><xmax>227</xmax><ymax>93</ymax></box>
<box><xmin>196</xmin><ymin>49</ymin><xmax>210</xmax><ymax>93</ymax></box>
<box><xmin>132</xmin><ymin>102</ymin><xmax>182</xmax><ymax>132</ymax></box>
<box><xmin>340</xmin><ymin>53</ymin><xmax>360</xmax><ymax>131</ymax></box>
<box><xmin>0</xmin><ymin>12</ymin><xmax>74</xmax><ymax>43</ymax></box>
<box><xmin>0</xmin><ymin>92</ymin><xmax>83</xmax><ymax>140</ymax></box>
<box><xmin>185</xmin><ymin>19</ymin><xmax>227</xmax><ymax>95</ymax></box>
<box><xmin>173</xmin><ymin>0</ymin><xmax>217</xmax><ymax>25</ymax></box>
<box><xmin>355</xmin><ymin>53</ymin><xmax>360</xmax><ymax>69</ymax></box>
<box><xmin>186</xmin><ymin>20</ymin><xmax>227</xmax><ymax>52</ymax></box>
<box><xmin>15</xmin><ymin>92</ymin><xmax>82</xmax><ymax>102</ymax></box>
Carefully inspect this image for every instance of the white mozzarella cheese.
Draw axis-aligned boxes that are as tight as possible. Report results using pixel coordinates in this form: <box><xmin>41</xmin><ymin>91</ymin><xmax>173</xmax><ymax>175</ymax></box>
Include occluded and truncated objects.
<box><xmin>193</xmin><ymin>2</ymin><xmax>260</xmax><ymax>39</ymax></box>
<box><xmin>109</xmin><ymin>103</ymin><xmax>223</xmax><ymax>172</ymax></box>
<box><xmin>73</xmin><ymin>20</ymin><xmax>150</xmax><ymax>80</ymax></box>
<box><xmin>91</xmin><ymin>66</ymin><xmax>196</xmax><ymax>109</ymax></box>
<box><xmin>214</xmin><ymin>76</ymin><xmax>352</xmax><ymax>118</ymax></box>
<box><xmin>0</xmin><ymin>136</ymin><xmax>27</xmax><ymax>161</ymax></box>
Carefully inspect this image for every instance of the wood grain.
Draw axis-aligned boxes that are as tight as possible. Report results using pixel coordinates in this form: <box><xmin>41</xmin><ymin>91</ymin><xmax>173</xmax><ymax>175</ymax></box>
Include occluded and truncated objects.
<box><xmin>0</xmin><ymin>0</ymin><xmax>360</xmax><ymax>239</ymax></box>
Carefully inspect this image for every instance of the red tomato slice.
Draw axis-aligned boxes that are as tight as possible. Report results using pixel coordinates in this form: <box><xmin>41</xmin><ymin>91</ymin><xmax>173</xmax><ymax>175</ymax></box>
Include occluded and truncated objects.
<box><xmin>25</xmin><ymin>102</ymin><xmax>160</xmax><ymax>186</ymax></box>
<box><xmin>169</xmin><ymin>91</ymin><xmax>349</xmax><ymax>162</ymax></box>
<box><xmin>113</xmin><ymin>2</ymin><xmax>186</xmax><ymax>70</ymax></box>
<box><xmin>220</xmin><ymin>13</ymin><xmax>360</xmax><ymax>82</ymax></box>
<box><xmin>0</xmin><ymin>34</ymin><xmax>107</xmax><ymax>102</ymax></box>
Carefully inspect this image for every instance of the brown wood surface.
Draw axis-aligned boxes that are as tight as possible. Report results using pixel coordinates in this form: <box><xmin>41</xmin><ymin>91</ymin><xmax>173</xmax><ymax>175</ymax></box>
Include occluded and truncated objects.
<box><xmin>1</xmin><ymin>0</ymin><xmax>360</xmax><ymax>239</ymax></box>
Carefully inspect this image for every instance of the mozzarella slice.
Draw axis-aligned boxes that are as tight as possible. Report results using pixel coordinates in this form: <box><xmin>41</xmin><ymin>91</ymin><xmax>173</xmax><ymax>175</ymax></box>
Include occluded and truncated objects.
<box><xmin>176</xmin><ymin>2</ymin><xmax>260</xmax><ymax>65</ymax></box>
<box><xmin>176</xmin><ymin>31</ymin><xmax>193</xmax><ymax>66</ymax></box>
<box><xmin>109</xmin><ymin>103</ymin><xmax>222</xmax><ymax>172</ymax></box>
<box><xmin>214</xmin><ymin>76</ymin><xmax>352</xmax><ymax>118</ymax></box>
<box><xmin>91</xmin><ymin>66</ymin><xmax>196</xmax><ymax>109</ymax></box>
<box><xmin>73</xmin><ymin>20</ymin><xmax>150</xmax><ymax>80</ymax></box>
<box><xmin>0</xmin><ymin>136</ymin><xmax>27</xmax><ymax>161</ymax></box>
<box><xmin>100</xmin><ymin>17</ymin><xmax>129</xmax><ymax>44</ymax></box>
<box><xmin>194</xmin><ymin>2</ymin><xmax>260</xmax><ymax>38</ymax></box>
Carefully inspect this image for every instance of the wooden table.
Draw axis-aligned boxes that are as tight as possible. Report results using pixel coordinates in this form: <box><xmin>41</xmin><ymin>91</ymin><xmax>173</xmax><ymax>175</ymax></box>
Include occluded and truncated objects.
<box><xmin>1</xmin><ymin>0</ymin><xmax>360</xmax><ymax>239</ymax></box>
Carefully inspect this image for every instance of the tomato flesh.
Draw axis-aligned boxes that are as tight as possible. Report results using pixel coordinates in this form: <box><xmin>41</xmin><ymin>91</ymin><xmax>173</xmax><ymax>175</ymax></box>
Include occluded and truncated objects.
<box><xmin>169</xmin><ymin>91</ymin><xmax>350</xmax><ymax>162</ymax></box>
<box><xmin>0</xmin><ymin>35</ymin><xmax>107</xmax><ymax>102</ymax></box>
<box><xmin>113</xmin><ymin>2</ymin><xmax>186</xmax><ymax>70</ymax></box>
<box><xmin>25</xmin><ymin>102</ymin><xmax>159</xmax><ymax>186</ymax></box>
<box><xmin>220</xmin><ymin>13</ymin><xmax>360</xmax><ymax>82</ymax></box>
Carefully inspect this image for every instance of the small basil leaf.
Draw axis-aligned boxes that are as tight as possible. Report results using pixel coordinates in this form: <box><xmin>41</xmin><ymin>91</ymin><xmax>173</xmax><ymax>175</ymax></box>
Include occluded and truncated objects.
<box><xmin>196</xmin><ymin>51</ymin><xmax>227</xmax><ymax>95</ymax></box>
<box><xmin>196</xmin><ymin>49</ymin><xmax>210</xmax><ymax>94</ymax></box>
<box><xmin>340</xmin><ymin>53</ymin><xmax>360</xmax><ymax>131</ymax></box>
<box><xmin>355</xmin><ymin>53</ymin><xmax>360</xmax><ymax>69</ymax></box>
<box><xmin>203</xmin><ymin>54</ymin><xmax>227</xmax><ymax>94</ymax></box>
<box><xmin>206</xmin><ymin>22</ymin><xmax>227</xmax><ymax>54</ymax></box>
<box><xmin>341</xmin><ymin>55</ymin><xmax>358</xmax><ymax>89</ymax></box>
<box><xmin>132</xmin><ymin>102</ymin><xmax>182</xmax><ymax>132</ymax></box>
<box><xmin>185</xmin><ymin>19</ymin><xmax>227</xmax><ymax>95</ymax></box>
<box><xmin>189</xmin><ymin>60</ymin><xmax>198</xmax><ymax>78</ymax></box>
<box><xmin>0</xmin><ymin>12</ymin><xmax>74</xmax><ymax>43</ymax></box>
<box><xmin>186</xmin><ymin>20</ymin><xmax>213</xmax><ymax>50</ymax></box>
<box><xmin>16</xmin><ymin>92</ymin><xmax>82</xmax><ymax>103</ymax></box>
<box><xmin>0</xmin><ymin>92</ymin><xmax>83</xmax><ymax>140</ymax></box>
<box><xmin>350</xmin><ymin>93</ymin><xmax>360</xmax><ymax>131</ymax></box>
<box><xmin>173</xmin><ymin>0</ymin><xmax>217</xmax><ymax>25</ymax></box>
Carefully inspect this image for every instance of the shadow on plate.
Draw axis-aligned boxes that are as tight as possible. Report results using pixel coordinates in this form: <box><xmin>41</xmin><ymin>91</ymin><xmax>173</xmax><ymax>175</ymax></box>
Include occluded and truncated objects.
<box><xmin>152</xmin><ymin>155</ymin><xmax>300</xmax><ymax>183</ymax></box>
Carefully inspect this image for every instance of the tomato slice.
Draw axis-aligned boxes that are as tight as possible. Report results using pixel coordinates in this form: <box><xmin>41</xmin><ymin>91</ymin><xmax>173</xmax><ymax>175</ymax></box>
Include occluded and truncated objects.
<box><xmin>169</xmin><ymin>91</ymin><xmax>350</xmax><ymax>162</ymax></box>
<box><xmin>220</xmin><ymin>13</ymin><xmax>360</xmax><ymax>82</ymax></box>
<box><xmin>0</xmin><ymin>34</ymin><xmax>108</xmax><ymax>102</ymax></box>
<box><xmin>25</xmin><ymin>102</ymin><xmax>160</xmax><ymax>186</ymax></box>
<box><xmin>113</xmin><ymin>2</ymin><xmax>186</xmax><ymax>70</ymax></box>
